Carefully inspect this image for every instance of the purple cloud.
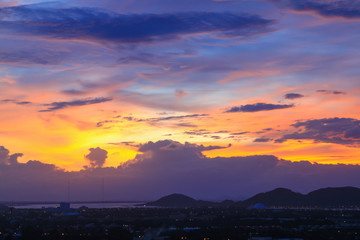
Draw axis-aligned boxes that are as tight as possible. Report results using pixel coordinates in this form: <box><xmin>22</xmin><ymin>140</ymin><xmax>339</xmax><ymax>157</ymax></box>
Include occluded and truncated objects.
<box><xmin>317</xmin><ymin>90</ymin><xmax>346</xmax><ymax>95</ymax></box>
<box><xmin>254</xmin><ymin>137</ymin><xmax>272</xmax><ymax>143</ymax></box>
<box><xmin>39</xmin><ymin>97</ymin><xmax>112</xmax><ymax>112</ymax></box>
<box><xmin>225</xmin><ymin>102</ymin><xmax>294</xmax><ymax>113</ymax></box>
<box><xmin>272</xmin><ymin>0</ymin><xmax>360</xmax><ymax>19</ymax></box>
<box><xmin>276</xmin><ymin>117</ymin><xmax>360</xmax><ymax>146</ymax></box>
<box><xmin>1</xmin><ymin>142</ymin><xmax>360</xmax><ymax>201</ymax></box>
<box><xmin>85</xmin><ymin>147</ymin><xmax>108</xmax><ymax>168</ymax></box>
<box><xmin>0</xmin><ymin>5</ymin><xmax>275</xmax><ymax>43</ymax></box>
<box><xmin>284</xmin><ymin>93</ymin><xmax>304</xmax><ymax>100</ymax></box>
<box><xmin>0</xmin><ymin>49</ymin><xmax>67</xmax><ymax>65</ymax></box>
<box><xmin>0</xmin><ymin>146</ymin><xmax>23</xmax><ymax>165</ymax></box>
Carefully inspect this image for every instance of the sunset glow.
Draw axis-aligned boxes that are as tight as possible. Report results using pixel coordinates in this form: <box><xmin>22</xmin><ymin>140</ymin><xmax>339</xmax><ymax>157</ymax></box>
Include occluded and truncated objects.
<box><xmin>1</xmin><ymin>0</ymin><xmax>360</xmax><ymax>201</ymax></box>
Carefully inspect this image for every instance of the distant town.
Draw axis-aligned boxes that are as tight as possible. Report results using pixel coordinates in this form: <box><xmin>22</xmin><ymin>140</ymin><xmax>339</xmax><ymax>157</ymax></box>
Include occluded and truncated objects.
<box><xmin>2</xmin><ymin>187</ymin><xmax>360</xmax><ymax>239</ymax></box>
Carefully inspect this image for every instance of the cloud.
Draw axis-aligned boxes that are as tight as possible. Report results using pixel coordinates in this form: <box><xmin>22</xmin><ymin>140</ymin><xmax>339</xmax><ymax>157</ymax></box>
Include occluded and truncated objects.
<box><xmin>317</xmin><ymin>90</ymin><xmax>346</xmax><ymax>95</ymax></box>
<box><xmin>147</xmin><ymin>114</ymin><xmax>209</xmax><ymax>122</ymax></box>
<box><xmin>122</xmin><ymin>114</ymin><xmax>209</xmax><ymax>123</ymax></box>
<box><xmin>62</xmin><ymin>89</ymin><xmax>88</xmax><ymax>96</ymax></box>
<box><xmin>3</xmin><ymin>142</ymin><xmax>360</xmax><ymax>201</ymax></box>
<box><xmin>184</xmin><ymin>129</ymin><xmax>232</xmax><ymax>138</ymax></box>
<box><xmin>184</xmin><ymin>129</ymin><xmax>211</xmax><ymax>136</ymax></box>
<box><xmin>0</xmin><ymin>5</ymin><xmax>275</xmax><ymax>43</ymax></box>
<box><xmin>176</xmin><ymin>123</ymin><xmax>198</xmax><ymax>128</ymax></box>
<box><xmin>0</xmin><ymin>146</ymin><xmax>23</xmax><ymax>165</ymax></box>
<box><xmin>284</xmin><ymin>93</ymin><xmax>304</xmax><ymax>100</ymax></box>
<box><xmin>175</xmin><ymin>89</ymin><xmax>186</xmax><ymax>98</ymax></box>
<box><xmin>16</xmin><ymin>101</ymin><xmax>31</xmax><ymax>105</ymax></box>
<box><xmin>0</xmin><ymin>50</ymin><xmax>66</xmax><ymax>65</ymax></box>
<box><xmin>272</xmin><ymin>0</ymin><xmax>360</xmax><ymax>19</ymax></box>
<box><xmin>96</xmin><ymin>120</ymin><xmax>117</xmax><ymax>128</ymax></box>
<box><xmin>39</xmin><ymin>97</ymin><xmax>112</xmax><ymax>112</ymax></box>
<box><xmin>276</xmin><ymin>117</ymin><xmax>360</xmax><ymax>146</ymax></box>
<box><xmin>230</xmin><ymin>131</ymin><xmax>250</xmax><ymax>135</ymax></box>
<box><xmin>120</xmin><ymin>140</ymin><xmax>360</xmax><ymax>200</ymax></box>
<box><xmin>137</xmin><ymin>139</ymin><xmax>230</xmax><ymax>153</ymax></box>
<box><xmin>85</xmin><ymin>147</ymin><xmax>108</xmax><ymax>168</ymax></box>
<box><xmin>108</xmin><ymin>141</ymin><xmax>140</xmax><ymax>148</ymax></box>
<box><xmin>225</xmin><ymin>102</ymin><xmax>294</xmax><ymax>113</ymax></box>
<box><xmin>117</xmin><ymin>52</ymin><xmax>168</xmax><ymax>65</ymax></box>
<box><xmin>0</xmin><ymin>76</ymin><xmax>16</xmax><ymax>84</ymax></box>
<box><xmin>254</xmin><ymin>137</ymin><xmax>272</xmax><ymax>142</ymax></box>
<box><xmin>0</xmin><ymin>99</ymin><xmax>32</xmax><ymax>105</ymax></box>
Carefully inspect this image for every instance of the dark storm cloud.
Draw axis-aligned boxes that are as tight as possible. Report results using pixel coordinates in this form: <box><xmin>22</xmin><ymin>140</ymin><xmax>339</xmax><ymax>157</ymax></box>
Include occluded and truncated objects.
<box><xmin>276</xmin><ymin>117</ymin><xmax>360</xmax><ymax>146</ymax></box>
<box><xmin>225</xmin><ymin>102</ymin><xmax>294</xmax><ymax>113</ymax></box>
<box><xmin>0</xmin><ymin>5</ymin><xmax>275</xmax><ymax>43</ymax></box>
<box><xmin>316</xmin><ymin>90</ymin><xmax>346</xmax><ymax>95</ymax></box>
<box><xmin>272</xmin><ymin>0</ymin><xmax>360</xmax><ymax>19</ymax></box>
<box><xmin>39</xmin><ymin>97</ymin><xmax>112</xmax><ymax>112</ymax></box>
<box><xmin>284</xmin><ymin>93</ymin><xmax>304</xmax><ymax>100</ymax></box>
<box><xmin>85</xmin><ymin>147</ymin><xmax>108</xmax><ymax>168</ymax></box>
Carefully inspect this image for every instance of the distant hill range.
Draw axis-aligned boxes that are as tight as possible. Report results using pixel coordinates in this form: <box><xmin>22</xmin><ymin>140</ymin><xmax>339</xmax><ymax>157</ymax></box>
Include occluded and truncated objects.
<box><xmin>145</xmin><ymin>186</ymin><xmax>360</xmax><ymax>208</ymax></box>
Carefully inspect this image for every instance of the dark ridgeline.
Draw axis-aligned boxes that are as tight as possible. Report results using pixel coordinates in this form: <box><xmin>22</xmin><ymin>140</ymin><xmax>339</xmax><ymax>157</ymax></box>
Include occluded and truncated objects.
<box><xmin>146</xmin><ymin>186</ymin><xmax>360</xmax><ymax>208</ymax></box>
<box><xmin>307</xmin><ymin>186</ymin><xmax>360</xmax><ymax>206</ymax></box>
<box><xmin>241</xmin><ymin>187</ymin><xmax>305</xmax><ymax>207</ymax></box>
<box><xmin>145</xmin><ymin>193</ymin><xmax>216</xmax><ymax>207</ymax></box>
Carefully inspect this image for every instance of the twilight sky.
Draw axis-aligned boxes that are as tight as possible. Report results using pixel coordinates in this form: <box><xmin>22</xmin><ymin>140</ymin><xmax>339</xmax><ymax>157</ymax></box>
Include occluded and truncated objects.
<box><xmin>1</xmin><ymin>0</ymin><xmax>360</xmax><ymax>201</ymax></box>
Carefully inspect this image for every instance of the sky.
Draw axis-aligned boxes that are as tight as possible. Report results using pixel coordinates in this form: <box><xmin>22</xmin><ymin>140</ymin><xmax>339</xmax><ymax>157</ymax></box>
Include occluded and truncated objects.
<box><xmin>1</xmin><ymin>0</ymin><xmax>360</xmax><ymax>201</ymax></box>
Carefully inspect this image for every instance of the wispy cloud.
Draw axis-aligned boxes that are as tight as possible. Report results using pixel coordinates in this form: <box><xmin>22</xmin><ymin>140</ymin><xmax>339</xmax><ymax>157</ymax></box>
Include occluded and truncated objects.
<box><xmin>122</xmin><ymin>114</ymin><xmax>209</xmax><ymax>123</ymax></box>
<box><xmin>225</xmin><ymin>103</ymin><xmax>294</xmax><ymax>113</ymax></box>
<box><xmin>0</xmin><ymin>50</ymin><xmax>66</xmax><ymax>65</ymax></box>
<box><xmin>317</xmin><ymin>90</ymin><xmax>346</xmax><ymax>95</ymax></box>
<box><xmin>1</xmin><ymin>99</ymin><xmax>32</xmax><ymax>105</ymax></box>
<box><xmin>39</xmin><ymin>97</ymin><xmax>112</xmax><ymax>112</ymax></box>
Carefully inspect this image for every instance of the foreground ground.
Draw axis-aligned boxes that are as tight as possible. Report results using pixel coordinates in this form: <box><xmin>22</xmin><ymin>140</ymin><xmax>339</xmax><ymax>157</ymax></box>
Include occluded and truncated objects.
<box><xmin>1</xmin><ymin>206</ymin><xmax>360</xmax><ymax>240</ymax></box>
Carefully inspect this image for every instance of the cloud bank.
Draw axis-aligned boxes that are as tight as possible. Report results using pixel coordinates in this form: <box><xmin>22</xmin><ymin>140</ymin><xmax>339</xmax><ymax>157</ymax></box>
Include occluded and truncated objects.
<box><xmin>2</xmin><ymin>141</ymin><xmax>360</xmax><ymax>201</ymax></box>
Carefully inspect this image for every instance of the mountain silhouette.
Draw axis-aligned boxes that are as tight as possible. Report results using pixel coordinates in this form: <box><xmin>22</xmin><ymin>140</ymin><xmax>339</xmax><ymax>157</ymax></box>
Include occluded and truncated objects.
<box><xmin>240</xmin><ymin>188</ymin><xmax>305</xmax><ymax>207</ymax></box>
<box><xmin>146</xmin><ymin>186</ymin><xmax>360</xmax><ymax>208</ymax></box>
<box><xmin>146</xmin><ymin>193</ymin><xmax>215</xmax><ymax>207</ymax></box>
<box><xmin>306</xmin><ymin>186</ymin><xmax>360</xmax><ymax>207</ymax></box>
